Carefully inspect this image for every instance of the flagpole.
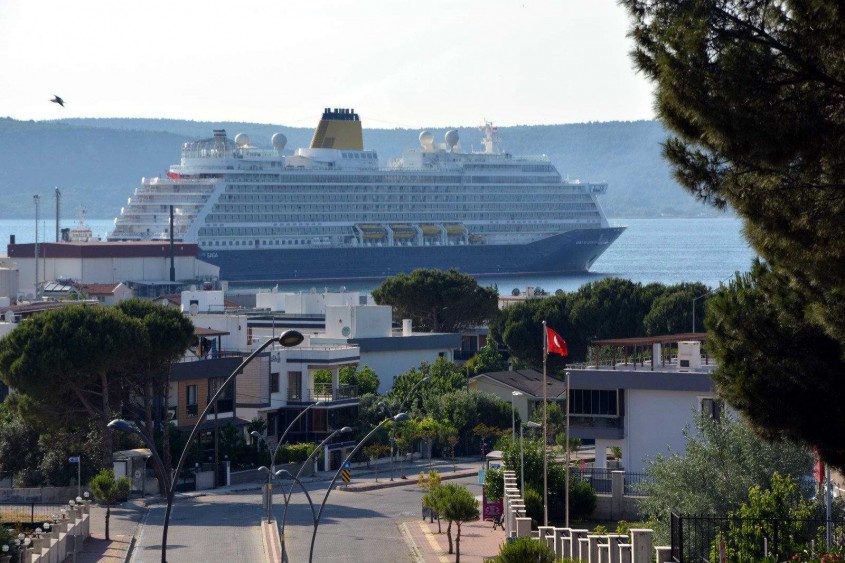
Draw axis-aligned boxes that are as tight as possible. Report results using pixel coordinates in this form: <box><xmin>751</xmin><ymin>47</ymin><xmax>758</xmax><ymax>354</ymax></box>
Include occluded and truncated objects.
<box><xmin>565</xmin><ymin>369</ymin><xmax>570</xmax><ymax>528</ymax></box>
<box><xmin>542</xmin><ymin>321</ymin><xmax>548</xmax><ymax>527</ymax></box>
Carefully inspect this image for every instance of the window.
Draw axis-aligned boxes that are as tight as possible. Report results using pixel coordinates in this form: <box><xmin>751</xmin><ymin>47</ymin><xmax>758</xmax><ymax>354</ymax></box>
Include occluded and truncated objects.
<box><xmin>210</xmin><ymin>377</ymin><xmax>234</xmax><ymax>413</ymax></box>
<box><xmin>701</xmin><ymin>398</ymin><xmax>722</xmax><ymax>421</ymax></box>
<box><xmin>186</xmin><ymin>385</ymin><xmax>198</xmax><ymax>417</ymax></box>
<box><xmin>288</xmin><ymin>371</ymin><xmax>302</xmax><ymax>401</ymax></box>
<box><xmin>270</xmin><ymin>372</ymin><xmax>280</xmax><ymax>394</ymax></box>
<box><xmin>569</xmin><ymin>389</ymin><xmax>618</xmax><ymax>417</ymax></box>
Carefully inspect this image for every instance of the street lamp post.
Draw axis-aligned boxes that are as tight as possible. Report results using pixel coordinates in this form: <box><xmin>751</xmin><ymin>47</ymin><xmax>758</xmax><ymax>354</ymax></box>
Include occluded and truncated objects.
<box><xmin>257</xmin><ymin>466</ymin><xmax>275</xmax><ymax>523</ymax></box>
<box><xmin>278</xmin><ymin>426</ymin><xmax>351</xmax><ymax>562</ymax></box>
<box><xmin>692</xmin><ymin>292</ymin><xmax>709</xmax><ymax>333</ymax></box>
<box><xmin>511</xmin><ymin>391</ymin><xmax>523</xmax><ymax>441</ymax></box>
<box><xmin>251</xmin><ymin>430</ymin><xmax>269</xmax><ymax>466</ymax></box>
<box><xmin>113</xmin><ymin>330</ymin><xmax>304</xmax><ymax>563</ymax></box>
<box><xmin>520</xmin><ymin>421</ymin><xmax>541</xmax><ymax>497</ymax></box>
<box><xmin>309</xmin><ymin>412</ymin><xmax>409</xmax><ymax>563</ymax></box>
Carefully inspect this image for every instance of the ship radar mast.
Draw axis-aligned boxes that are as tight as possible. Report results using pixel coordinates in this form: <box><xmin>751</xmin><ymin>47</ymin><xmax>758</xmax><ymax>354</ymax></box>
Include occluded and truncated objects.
<box><xmin>479</xmin><ymin>120</ymin><xmax>500</xmax><ymax>154</ymax></box>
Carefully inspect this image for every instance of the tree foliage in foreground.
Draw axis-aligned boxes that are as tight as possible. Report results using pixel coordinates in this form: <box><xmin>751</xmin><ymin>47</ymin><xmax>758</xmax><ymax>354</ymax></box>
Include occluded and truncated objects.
<box><xmin>89</xmin><ymin>468</ymin><xmax>130</xmax><ymax>540</ymax></box>
<box><xmin>0</xmin><ymin>305</ymin><xmax>146</xmax><ymax>466</ymax></box>
<box><xmin>707</xmin><ymin>261</ymin><xmax>845</xmax><ymax>469</ymax></box>
<box><xmin>640</xmin><ymin>412</ymin><xmax>812</xmax><ymax>544</ymax></box>
<box><xmin>620</xmin><ymin>0</ymin><xmax>845</xmax><ymax>469</ymax></box>
<box><xmin>372</xmin><ymin>268</ymin><xmax>499</xmax><ymax>333</ymax></box>
<box><xmin>437</xmin><ymin>483</ymin><xmax>480</xmax><ymax>563</ymax></box>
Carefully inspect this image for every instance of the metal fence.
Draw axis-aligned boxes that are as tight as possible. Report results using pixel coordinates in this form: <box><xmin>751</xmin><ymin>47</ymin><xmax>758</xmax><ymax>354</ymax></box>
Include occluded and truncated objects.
<box><xmin>576</xmin><ymin>467</ymin><xmax>613</xmax><ymax>494</ymax></box>
<box><xmin>0</xmin><ymin>502</ymin><xmax>68</xmax><ymax>524</ymax></box>
<box><xmin>624</xmin><ymin>471</ymin><xmax>652</xmax><ymax>496</ymax></box>
<box><xmin>575</xmin><ymin>468</ymin><xmax>653</xmax><ymax>496</ymax></box>
<box><xmin>670</xmin><ymin>512</ymin><xmax>845</xmax><ymax>562</ymax></box>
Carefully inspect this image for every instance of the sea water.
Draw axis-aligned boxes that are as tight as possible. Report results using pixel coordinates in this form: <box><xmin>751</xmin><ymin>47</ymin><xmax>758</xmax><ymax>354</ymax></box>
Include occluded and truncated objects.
<box><xmin>0</xmin><ymin>216</ymin><xmax>755</xmax><ymax>293</ymax></box>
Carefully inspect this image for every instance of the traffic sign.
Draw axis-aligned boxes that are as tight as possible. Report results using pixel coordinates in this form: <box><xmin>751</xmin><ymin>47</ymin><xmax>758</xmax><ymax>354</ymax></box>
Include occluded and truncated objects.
<box><xmin>343</xmin><ymin>461</ymin><xmax>351</xmax><ymax>470</ymax></box>
<box><xmin>341</xmin><ymin>469</ymin><xmax>351</xmax><ymax>483</ymax></box>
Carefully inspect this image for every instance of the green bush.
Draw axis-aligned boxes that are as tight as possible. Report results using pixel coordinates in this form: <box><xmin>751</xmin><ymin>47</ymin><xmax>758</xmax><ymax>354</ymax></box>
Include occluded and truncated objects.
<box><xmin>484</xmin><ymin>468</ymin><xmax>504</xmax><ymax>501</ymax></box>
<box><xmin>524</xmin><ymin>486</ymin><xmax>543</xmax><ymax>526</ymax></box>
<box><xmin>494</xmin><ymin>536</ymin><xmax>556</xmax><ymax>563</ymax></box>
<box><xmin>277</xmin><ymin>442</ymin><xmax>318</xmax><ymax>463</ymax></box>
<box><xmin>569</xmin><ymin>477</ymin><xmax>597</xmax><ymax>519</ymax></box>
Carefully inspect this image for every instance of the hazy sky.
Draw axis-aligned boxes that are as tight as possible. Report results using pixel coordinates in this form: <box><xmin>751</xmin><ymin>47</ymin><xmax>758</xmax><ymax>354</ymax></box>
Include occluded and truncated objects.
<box><xmin>0</xmin><ymin>0</ymin><xmax>655</xmax><ymax>128</ymax></box>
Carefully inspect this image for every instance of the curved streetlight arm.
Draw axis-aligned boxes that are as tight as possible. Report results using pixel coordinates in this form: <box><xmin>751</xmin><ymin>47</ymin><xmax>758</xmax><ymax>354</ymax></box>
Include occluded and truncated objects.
<box><xmin>309</xmin><ymin>414</ymin><xmax>407</xmax><ymax>562</ymax></box>
<box><xmin>107</xmin><ymin>419</ymin><xmax>171</xmax><ymax>491</ymax></box>
<box><xmin>277</xmin><ymin>471</ymin><xmax>318</xmax><ymax>523</ymax></box>
<box><xmin>162</xmin><ymin>332</ymin><xmax>300</xmax><ymax>563</ymax></box>
<box><xmin>279</xmin><ymin>427</ymin><xmax>350</xmax><ymax>551</ymax></box>
<box><xmin>270</xmin><ymin>400</ymin><xmax>323</xmax><ymax>469</ymax></box>
<box><xmin>398</xmin><ymin>376</ymin><xmax>430</xmax><ymax>413</ymax></box>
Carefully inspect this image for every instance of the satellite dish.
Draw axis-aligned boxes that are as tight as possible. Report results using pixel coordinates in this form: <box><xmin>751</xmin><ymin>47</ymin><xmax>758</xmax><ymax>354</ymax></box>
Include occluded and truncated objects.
<box><xmin>419</xmin><ymin>131</ymin><xmax>434</xmax><ymax>147</ymax></box>
<box><xmin>511</xmin><ymin>288</ymin><xmax>520</xmax><ymax>296</ymax></box>
<box><xmin>341</xmin><ymin>326</ymin><xmax>351</xmax><ymax>337</ymax></box>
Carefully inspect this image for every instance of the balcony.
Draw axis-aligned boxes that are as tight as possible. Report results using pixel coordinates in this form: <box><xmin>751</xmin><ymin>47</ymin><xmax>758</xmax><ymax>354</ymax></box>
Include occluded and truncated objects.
<box><xmin>568</xmin><ymin>415</ymin><xmax>624</xmax><ymax>440</ymax></box>
<box><xmin>287</xmin><ymin>384</ymin><xmax>358</xmax><ymax>403</ymax></box>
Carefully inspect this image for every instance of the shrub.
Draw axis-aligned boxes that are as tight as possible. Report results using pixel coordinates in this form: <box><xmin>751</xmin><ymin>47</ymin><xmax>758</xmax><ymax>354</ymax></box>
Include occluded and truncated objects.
<box><xmin>569</xmin><ymin>477</ymin><xmax>597</xmax><ymax>518</ymax></box>
<box><xmin>524</xmin><ymin>486</ymin><xmax>543</xmax><ymax>526</ymax></box>
<box><xmin>494</xmin><ymin>536</ymin><xmax>556</xmax><ymax>563</ymax></box>
<box><xmin>277</xmin><ymin>442</ymin><xmax>318</xmax><ymax>463</ymax></box>
<box><xmin>418</xmin><ymin>469</ymin><xmax>441</xmax><ymax>491</ymax></box>
<box><xmin>484</xmin><ymin>468</ymin><xmax>504</xmax><ymax>501</ymax></box>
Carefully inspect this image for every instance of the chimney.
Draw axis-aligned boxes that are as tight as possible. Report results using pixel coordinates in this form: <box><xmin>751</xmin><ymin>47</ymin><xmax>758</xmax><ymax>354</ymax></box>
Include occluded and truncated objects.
<box><xmin>402</xmin><ymin>319</ymin><xmax>412</xmax><ymax>336</ymax></box>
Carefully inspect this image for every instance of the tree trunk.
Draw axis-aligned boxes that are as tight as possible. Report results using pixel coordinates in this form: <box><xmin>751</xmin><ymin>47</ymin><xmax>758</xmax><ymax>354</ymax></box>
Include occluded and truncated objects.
<box><xmin>162</xmin><ymin>366</ymin><xmax>172</xmax><ymax>491</ymax></box>
<box><xmin>100</xmin><ymin>372</ymin><xmax>113</xmax><ymax>468</ymax></box>
<box><xmin>436</xmin><ymin>514</ymin><xmax>441</xmax><ymax>534</ymax></box>
<box><xmin>447</xmin><ymin>520</ymin><xmax>453</xmax><ymax>554</ymax></box>
<box><xmin>455</xmin><ymin>522</ymin><xmax>462</xmax><ymax>563</ymax></box>
<box><xmin>105</xmin><ymin>504</ymin><xmax>111</xmax><ymax>540</ymax></box>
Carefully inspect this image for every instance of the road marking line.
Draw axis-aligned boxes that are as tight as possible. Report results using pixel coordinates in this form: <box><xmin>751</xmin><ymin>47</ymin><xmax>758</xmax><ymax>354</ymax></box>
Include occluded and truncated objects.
<box><xmin>419</xmin><ymin>522</ymin><xmax>450</xmax><ymax>562</ymax></box>
<box><xmin>399</xmin><ymin>522</ymin><xmax>424</xmax><ymax>563</ymax></box>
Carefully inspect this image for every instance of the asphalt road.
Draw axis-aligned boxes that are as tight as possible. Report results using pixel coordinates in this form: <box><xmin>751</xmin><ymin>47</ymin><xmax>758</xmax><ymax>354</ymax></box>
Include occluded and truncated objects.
<box><xmin>130</xmin><ymin>474</ymin><xmax>482</xmax><ymax>563</ymax></box>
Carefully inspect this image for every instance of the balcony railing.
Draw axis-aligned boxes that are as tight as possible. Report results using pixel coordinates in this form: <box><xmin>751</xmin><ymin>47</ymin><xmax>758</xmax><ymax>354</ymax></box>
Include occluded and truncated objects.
<box><xmin>185</xmin><ymin>404</ymin><xmax>198</xmax><ymax>418</ymax></box>
<box><xmin>287</xmin><ymin>385</ymin><xmax>359</xmax><ymax>403</ymax></box>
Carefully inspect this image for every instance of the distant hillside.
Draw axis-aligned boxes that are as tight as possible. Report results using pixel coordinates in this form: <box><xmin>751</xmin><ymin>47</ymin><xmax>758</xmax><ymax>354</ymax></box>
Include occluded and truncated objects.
<box><xmin>0</xmin><ymin>116</ymin><xmax>720</xmax><ymax>220</ymax></box>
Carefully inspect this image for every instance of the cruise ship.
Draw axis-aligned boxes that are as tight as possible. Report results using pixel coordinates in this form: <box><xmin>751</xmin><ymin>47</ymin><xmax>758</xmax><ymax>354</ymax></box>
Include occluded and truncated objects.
<box><xmin>108</xmin><ymin>108</ymin><xmax>625</xmax><ymax>284</ymax></box>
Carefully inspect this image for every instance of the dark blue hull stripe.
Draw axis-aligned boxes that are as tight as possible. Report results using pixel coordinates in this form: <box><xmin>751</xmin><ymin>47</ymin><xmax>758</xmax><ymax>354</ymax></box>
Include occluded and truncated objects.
<box><xmin>199</xmin><ymin>227</ymin><xmax>625</xmax><ymax>284</ymax></box>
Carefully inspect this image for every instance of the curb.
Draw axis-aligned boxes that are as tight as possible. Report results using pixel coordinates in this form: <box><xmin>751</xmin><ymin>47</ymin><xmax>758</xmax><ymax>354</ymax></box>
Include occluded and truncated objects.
<box><xmin>260</xmin><ymin>520</ymin><xmax>281</xmax><ymax>563</ymax></box>
<box><xmin>344</xmin><ymin>469</ymin><xmax>478</xmax><ymax>492</ymax></box>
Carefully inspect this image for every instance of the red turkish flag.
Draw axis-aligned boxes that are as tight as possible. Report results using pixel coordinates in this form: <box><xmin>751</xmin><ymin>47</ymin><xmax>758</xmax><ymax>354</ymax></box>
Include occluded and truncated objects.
<box><xmin>546</xmin><ymin>326</ymin><xmax>568</xmax><ymax>357</ymax></box>
<box><xmin>815</xmin><ymin>459</ymin><xmax>825</xmax><ymax>484</ymax></box>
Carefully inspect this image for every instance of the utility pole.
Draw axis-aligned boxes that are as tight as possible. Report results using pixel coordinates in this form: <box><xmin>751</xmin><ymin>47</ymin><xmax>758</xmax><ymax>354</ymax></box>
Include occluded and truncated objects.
<box><xmin>55</xmin><ymin>187</ymin><xmax>61</xmax><ymax>242</ymax></box>
<box><xmin>33</xmin><ymin>195</ymin><xmax>40</xmax><ymax>298</ymax></box>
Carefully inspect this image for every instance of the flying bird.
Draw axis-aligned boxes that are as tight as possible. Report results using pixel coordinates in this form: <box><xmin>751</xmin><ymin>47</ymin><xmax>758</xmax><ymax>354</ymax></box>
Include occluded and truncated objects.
<box><xmin>50</xmin><ymin>95</ymin><xmax>65</xmax><ymax>107</ymax></box>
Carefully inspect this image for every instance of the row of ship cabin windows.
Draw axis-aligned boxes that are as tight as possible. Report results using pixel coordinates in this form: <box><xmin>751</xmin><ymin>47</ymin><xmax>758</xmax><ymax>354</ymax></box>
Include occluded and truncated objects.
<box><xmin>205</xmin><ymin>211</ymin><xmax>600</xmax><ymax>223</ymax></box>
<box><xmin>223</xmin><ymin>182</ymin><xmax>573</xmax><ymax>194</ymax></box>
<box><xmin>211</xmin><ymin>203</ymin><xmax>597</xmax><ymax>214</ymax></box>
<box><xmin>202</xmin><ymin>239</ymin><xmax>326</xmax><ymax>247</ymax></box>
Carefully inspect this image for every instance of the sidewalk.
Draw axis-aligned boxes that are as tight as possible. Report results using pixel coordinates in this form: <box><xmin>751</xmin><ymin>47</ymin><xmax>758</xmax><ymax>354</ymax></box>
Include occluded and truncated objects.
<box><xmin>403</xmin><ymin>513</ymin><xmax>506</xmax><ymax>562</ymax></box>
<box><xmin>71</xmin><ymin>499</ymin><xmax>148</xmax><ymax>563</ymax></box>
